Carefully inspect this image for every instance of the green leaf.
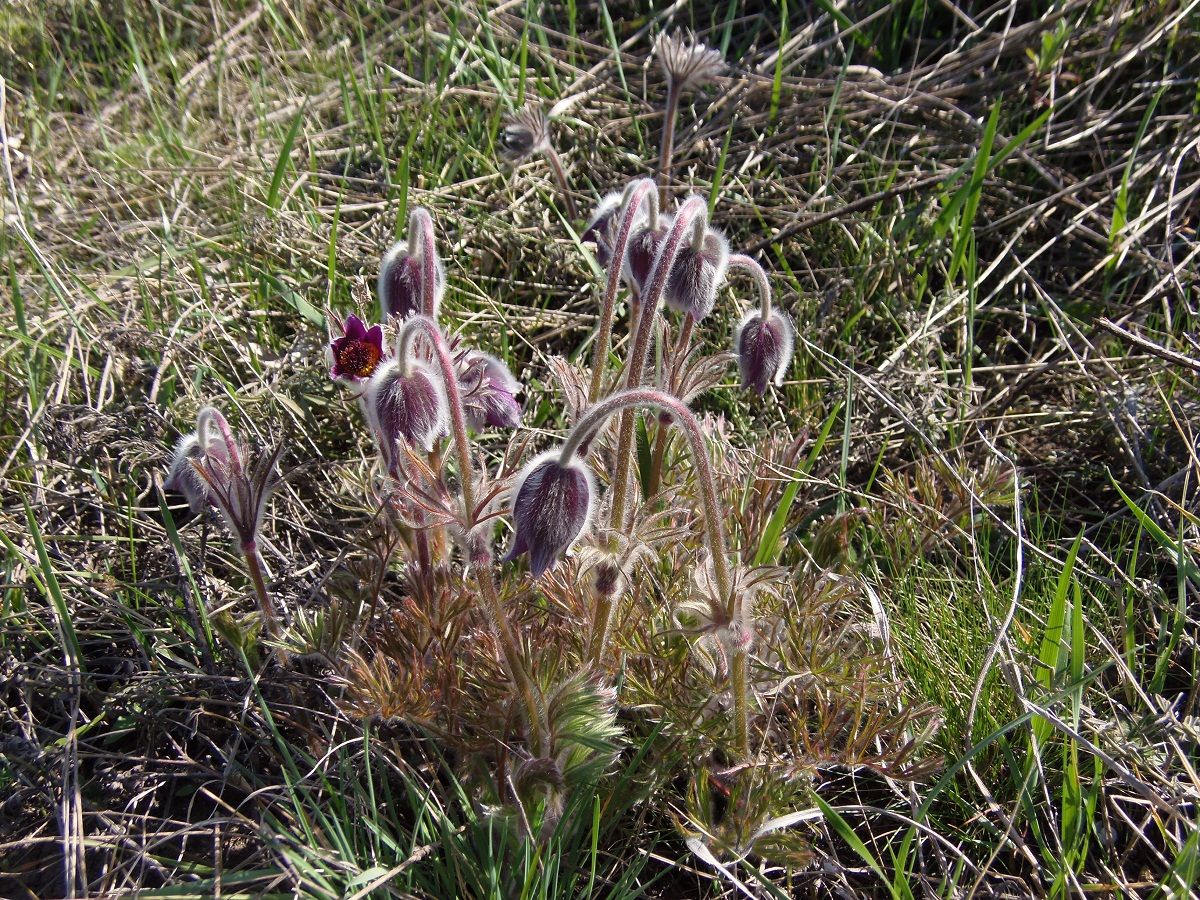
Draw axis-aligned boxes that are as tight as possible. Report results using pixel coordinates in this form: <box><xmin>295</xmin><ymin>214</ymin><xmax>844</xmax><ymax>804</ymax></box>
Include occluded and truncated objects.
<box><xmin>267</xmin><ymin>98</ymin><xmax>308</xmax><ymax>213</ymax></box>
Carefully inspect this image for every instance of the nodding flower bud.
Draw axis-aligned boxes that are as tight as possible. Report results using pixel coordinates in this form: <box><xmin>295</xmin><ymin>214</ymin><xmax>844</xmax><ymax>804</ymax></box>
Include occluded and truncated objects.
<box><xmin>165</xmin><ymin>433</ymin><xmax>221</xmax><ymax>513</ymax></box>
<box><xmin>663</xmin><ymin>225</ymin><xmax>729</xmax><ymax>322</ymax></box>
<box><xmin>379</xmin><ymin>210</ymin><xmax>445</xmax><ymax>321</ymax></box>
<box><xmin>624</xmin><ymin>215</ymin><xmax>671</xmax><ymax>295</ymax></box>
<box><xmin>580</xmin><ymin>192</ymin><xmax>625</xmax><ymax>269</ymax></box>
<box><xmin>329</xmin><ymin>314</ymin><xmax>386</xmax><ymax>382</ymax></box>
<box><xmin>459</xmin><ymin>350</ymin><xmax>522</xmax><ymax>431</ymax></box>
<box><xmin>364</xmin><ymin>358</ymin><xmax>448</xmax><ymax>469</ymax></box>
<box><xmin>734</xmin><ymin>309</ymin><xmax>795</xmax><ymax>394</ymax></box>
<box><xmin>505</xmin><ymin>451</ymin><xmax>595</xmax><ymax>578</ymax></box>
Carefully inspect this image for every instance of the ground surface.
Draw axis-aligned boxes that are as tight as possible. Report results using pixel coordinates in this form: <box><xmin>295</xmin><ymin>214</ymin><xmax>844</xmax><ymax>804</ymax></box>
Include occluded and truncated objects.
<box><xmin>2</xmin><ymin>1</ymin><xmax>1199</xmax><ymax>897</ymax></box>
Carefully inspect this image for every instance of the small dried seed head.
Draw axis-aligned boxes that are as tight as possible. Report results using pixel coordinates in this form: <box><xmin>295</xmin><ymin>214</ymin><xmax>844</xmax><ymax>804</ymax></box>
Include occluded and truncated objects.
<box><xmin>655</xmin><ymin>30</ymin><xmax>725</xmax><ymax>94</ymax></box>
<box><xmin>364</xmin><ymin>359</ymin><xmax>448</xmax><ymax>469</ymax></box>
<box><xmin>663</xmin><ymin>227</ymin><xmax>729</xmax><ymax>321</ymax></box>
<box><xmin>505</xmin><ymin>451</ymin><xmax>596</xmax><ymax>578</ymax></box>
<box><xmin>499</xmin><ymin>105</ymin><xmax>551</xmax><ymax>162</ymax></box>
<box><xmin>734</xmin><ymin>309</ymin><xmax>795</xmax><ymax>394</ymax></box>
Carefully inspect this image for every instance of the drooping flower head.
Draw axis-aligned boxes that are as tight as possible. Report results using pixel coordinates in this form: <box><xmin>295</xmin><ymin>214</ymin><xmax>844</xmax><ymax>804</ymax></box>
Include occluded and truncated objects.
<box><xmin>655</xmin><ymin>30</ymin><xmax>725</xmax><ymax>95</ymax></box>
<box><xmin>364</xmin><ymin>358</ymin><xmax>448</xmax><ymax>470</ymax></box>
<box><xmin>329</xmin><ymin>313</ymin><xmax>385</xmax><ymax>383</ymax></box>
<box><xmin>379</xmin><ymin>207</ymin><xmax>445</xmax><ymax>320</ymax></box>
<box><xmin>734</xmin><ymin>309</ymin><xmax>794</xmax><ymax>394</ymax></box>
<box><xmin>580</xmin><ymin>192</ymin><xmax>625</xmax><ymax>269</ymax></box>
<box><xmin>663</xmin><ymin>218</ymin><xmax>729</xmax><ymax>321</ymax></box>
<box><xmin>505</xmin><ymin>450</ymin><xmax>596</xmax><ymax>578</ymax></box>
<box><xmin>458</xmin><ymin>349</ymin><xmax>522</xmax><ymax>431</ymax></box>
<box><xmin>164</xmin><ymin>407</ymin><xmax>281</xmax><ymax>550</ymax></box>
<box><xmin>624</xmin><ymin>213</ymin><xmax>671</xmax><ymax>296</ymax></box>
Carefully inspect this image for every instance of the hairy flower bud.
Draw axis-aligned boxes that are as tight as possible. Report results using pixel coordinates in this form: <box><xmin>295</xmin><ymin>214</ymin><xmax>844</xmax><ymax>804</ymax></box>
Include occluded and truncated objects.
<box><xmin>459</xmin><ymin>350</ymin><xmax>522</xmax><ymax>431</ymax></box>
<box><xmin>580</xmin><ymin>192</ymin><xmax>624</xmax><ymax>269</ymax></box>
<box><xmin>734</xmin><ymin>309</ymin><xmax>794</xmax><ymax>394</ymax></box>
<box><xmin>329</xmin><ymin>314</ymin><xmax>385</xmax><ymax>382</ymax></box>
<box><xmin>364</xmin><ymin>359</ymin><xmax>448</xmax><ymax>469</ymax></box>
<box><xmin>505</xmin><ymin>451</ymin><xmax>595</xmax><ymax>578</ymax></box>
<box><xmin>379</xmin><ymin>235</ymin><xmax>445</xmax><ymax>321</ymax></box>
<box><xmin>164</xmin><ymin>434</ymin><xmax>219</xmax><ymax>512</ymax></box>
<box><xmin>663</xmin><ymin>227</ymin><xmax>729</xmax><ymax>321</ymax></box>
<box><xmin>624</xmin><ymin>215</ymin><xmax>671</xmax><ymax>295</ymax></box>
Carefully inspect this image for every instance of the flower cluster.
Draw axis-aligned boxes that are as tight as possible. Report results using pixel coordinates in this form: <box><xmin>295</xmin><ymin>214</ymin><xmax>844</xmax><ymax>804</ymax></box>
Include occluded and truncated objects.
<box><xmin>161</xmin><ymin>27</ymin><xmax>937</xmax><ymax>865</ymax></box>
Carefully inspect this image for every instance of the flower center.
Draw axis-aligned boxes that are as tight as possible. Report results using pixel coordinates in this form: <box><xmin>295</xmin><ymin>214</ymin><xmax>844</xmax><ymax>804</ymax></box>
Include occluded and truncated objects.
<box><xmin>337</xmin><ymin>339</ymin><xmax>381</xmax><ymax>378</ymax></box>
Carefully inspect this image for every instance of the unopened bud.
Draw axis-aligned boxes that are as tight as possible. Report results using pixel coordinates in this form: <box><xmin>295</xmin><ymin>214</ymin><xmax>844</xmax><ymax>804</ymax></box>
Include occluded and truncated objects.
<box><xmin>663</xmin><ymin>227</ymin><xmax>729</xmax><ymax>321</ymax></box>
<box><xmin>505</xmin><ymin>451</ymin><xmax>595</xmax><ymax>578</ymax></box>
<box><xmin>734</xmin><ymin>309</ymin><xmax>794</xmax><ymax>394</ymax></box>
<box><xmin>365</xmin><ymin>359</ymin><xmax>448</xmax><ymax>469</ymax></box>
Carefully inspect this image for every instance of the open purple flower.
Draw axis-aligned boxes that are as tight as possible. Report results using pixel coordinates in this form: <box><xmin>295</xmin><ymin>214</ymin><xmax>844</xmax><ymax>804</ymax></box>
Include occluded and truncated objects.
<box><xmin>735</xmin><ymin>309</ymin><xmax>794</xmax><ymax>394</ymax></box>
<box><xmin>329</xmin><ymin>314</ymin><xmax>385</xmax><ymax>382</ymax></box>
<box><xmin>505</xmin><ymin>451</ymin><xmax>595</xmax><ymax>578</ymax></box>
<box><xmin>364</xmin><ymin>358</ymin><xmax>448</xmax><ymax>470</ymax></box>
<box><xmin>459</xmin><ymin>350</ymin><xmax>522</xmax><ymax>431</ymax></box>
<box><xmin>663</xmin><ymin>225</ymin><xmax>729</xmax><ymax>322</ymax></box>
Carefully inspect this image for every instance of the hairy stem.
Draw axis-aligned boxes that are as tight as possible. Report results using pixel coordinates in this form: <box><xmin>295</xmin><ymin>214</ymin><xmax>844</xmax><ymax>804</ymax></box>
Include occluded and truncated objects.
<box><xmin>608</xmin><ymin>197</ymin><xmax>708</xmax><ymax>531</ymax></box>
<box><xmin>645</xmin><ymin>312</ymin><xmax>696</xmax><ymax>499</ymax></box>
<box><xmin>658</xmin><ymin>81</ymin><xmax>680</xmax><ymax>204</ymax></box>
<box><xmin>569</xmin><ymin>390</ymin><xmax>733</xmax><ymax>673</ymax></box>
<box><xmin>414</xmin><ymin>207</ymin><xmax>439</xmax><ymax>318</ymax></box>
<box><xmin>728</xmin><ymin>253</ymin><xmax>773</xmax><ymax>320</ymax></box>
<box><xmin>397</xmin><ymin>315</ymin><xmax>547</xmax><ymax>756</ymax></box>
<box><xmin>242</xmin><ymin>542</ymin><xmax>281</xmax><ymax>643</ymax></box>
<box><xmin>543</xmin><ymin>144</ymin><xmax>578</xmax><ymax>221</ymax></box>
<box><xmin>587</xmin><ymin>179</ymin><xmax>655</xmax><ymax>402</ymax></box>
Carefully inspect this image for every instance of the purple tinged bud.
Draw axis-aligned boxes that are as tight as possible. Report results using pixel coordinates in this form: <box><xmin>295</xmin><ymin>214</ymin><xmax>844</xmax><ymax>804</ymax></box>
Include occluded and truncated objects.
<box><xmin>165</xmin><ymin>434</ymin><xmax>218</xmax><ymax>512</ymax></box>
<box><xmin>734</xmin><ymin>309</ymin><xmax>795</xmax><ymax>394</ymax></box>
<box><xmin>663</xmin><ymin>228</ymin><xmax>729</xmax><ymax>321</ymax></box>
<box><xmin>379</xmin><ymin>241</ymin><xmax>445</xmax><ymax>321</ymax></box>
<box><xmin>459</xmin><ymin>350</ymin><xmax>522</xmax><ymax>431</ymax></box>
<box><xmin>505</xmin><ymin>451</ymin><xmax>595</xmax><ymax>578</ymax></box>
<box><xmin>623</xmin><ymin>215</ymin><xmax>670</xmax><ymax>295</ymax></box>
<box><xmin>364</xmin><ymin>359</ymin><xmax>448</xmax><ymax>469</ymax></box>
<box><xmin>581</xmin><ymin>192</ymin><xmax>625</xmax><ymax>269</ymax></box>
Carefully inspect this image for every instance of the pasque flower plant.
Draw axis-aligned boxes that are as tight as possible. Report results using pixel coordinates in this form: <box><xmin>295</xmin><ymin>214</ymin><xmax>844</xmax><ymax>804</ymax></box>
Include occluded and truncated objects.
<box><xmin>165</xmin><ymin>406</ymin><xmax>284</xmax><ymax>637</ymax></box>
<box><xmin>165</xmin><ymin>31</ymin><xmax>938</xmax><ymax>871</ymax></box>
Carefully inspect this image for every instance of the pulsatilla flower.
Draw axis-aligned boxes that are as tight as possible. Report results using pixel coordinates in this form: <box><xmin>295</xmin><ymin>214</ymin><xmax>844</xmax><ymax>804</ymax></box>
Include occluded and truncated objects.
<box><xmin>624</xmin><ymin>214</ymin><xmax>671</xmax><ymax>295</ymax></box>
<box><xmin>379</xmin><ymin>207</ymin><xmax>445</xmax><ymax>320</ymax></box>
<box><xmin>498</xmin><ymin>104</ymin><xmax>552</xmax><ymax>162</ymax></box>
<box><xmin>735</xmin><ymin>309</ymin><xmax>794</xmax><ymax>394</ymax></box>
<box><xmin>505</xmin><ymin>450</ymin><xmax>595</xmax><ymax>578</ymax></box>
<box><xmin>365</xmin><ymin>357</ymin><xmax>448</xmax><ymax>469</ymax></box>
<box><xmin>581</xmin><ymin>192</ymin><xmax>624</xmax><ymax>268</ymax></box>
<box><xmin>663</xmin><ymin>222</ymin><xmax>729</xmax><ymax>322</ymax></box>
<box><xmin>458</xmin><ymin>349</ymin><xmax>522</xmax><ymax>431</ymax></box>
<box><xmin>329</xmin><ymin>313</ymin><xmax>385</xmax><ymax>382</ymax></box>
<box><xmin>165</xmin><ymin>407</ymin><xmax>282</xmax><ymax>551</ymax></box>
